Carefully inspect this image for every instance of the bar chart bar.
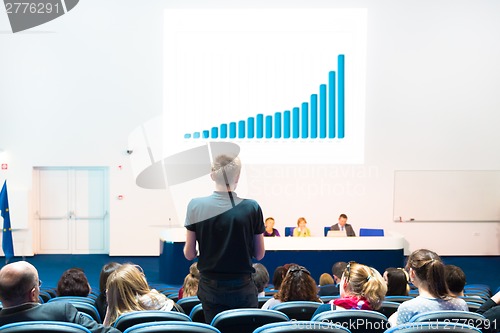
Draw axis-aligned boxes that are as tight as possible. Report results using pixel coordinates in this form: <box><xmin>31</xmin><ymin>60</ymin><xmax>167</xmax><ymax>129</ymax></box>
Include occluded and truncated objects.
<box><xmin>292</xmin><ymin>107</ymin><xmax>299</xmax><ymax>138</ymax></box>
<box><xmin>193</xmin><ymin>132</ymin><xmax>200</xmax><ymax>139</ymax></box>
<box><xmin>220</xmin><ymin>124</ymin><xmax>227</xmax><ymax>138</ymax></box>
<box><xmin>319</xmin><ymin>84</ymin><xmax>326</xmax><ymax>138</ymax></box>
<box><xmin>338</xmin><ymin>54</ymin><xmax>345</xmax><ymax>138</ymax></box>
<box><xmin>301</xmin><ymin>102</ymin><xmax>308</xmax><ymax>139</ymax></box>
<box><xmin>184</xmin><ymin>134</ymin><xmax>191</xmax><ymax>139</ymax></box>
<box><xmin>229</xmin><ymin>122</ymin><xmax>236</xmax><ymax>138</ymax></box>
<box><xmin>328</xmin><ymin>71</ymin><xmax>336</xmax><ymax>139</ymax></box>
<box><xmin>248</xmin><ymin>117</ymin><xmax>255</xmax><ymax>139</ymax></box>
<box><xmin>284</xmin><ymin>111</ymin><xmax>291</xmax><ymax>139</ymax></box>
<box><xmin>274</xmin><ymin>112</ymin><xmax>282</xmax><ymax>138</ymax></box>
<box><xmin>256</xmin><ymin>114</ymin><xmax>264</xmax><ymax>138</ymax></box>
<box><xmin>203</xmin><ymin>130</ymin><xmax>209</xmax><ymax>139</ymax></box>
<box><xmin>265</xmin><ymin>116</ymin><xmax>272</xmax><ymax>139</ymax></box>
<box><xmin>211</xmin><ymin>127</ymin><xmax>218</xmax><ymax>138</ymax></box>
<box><xmin>311</xmin><ymin>94</ymin><xmax>317</xmax><ymax>139</ymax></box>
<box><xmin>238</xmin><ymin>120</ymin><xmax>245</xmax><ymax>139</ymax></box>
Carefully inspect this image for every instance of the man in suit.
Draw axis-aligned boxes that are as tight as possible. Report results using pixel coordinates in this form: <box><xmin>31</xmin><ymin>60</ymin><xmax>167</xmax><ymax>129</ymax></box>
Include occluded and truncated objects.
<box><xmin>0</xmin><ymin>261</ymin><xmax>119</xmax><ymax>332</ymax></box>
<box><xmin>330</xmin><ymin>213</ymin><xmax>356</xmax><ymax>236</ymax></box>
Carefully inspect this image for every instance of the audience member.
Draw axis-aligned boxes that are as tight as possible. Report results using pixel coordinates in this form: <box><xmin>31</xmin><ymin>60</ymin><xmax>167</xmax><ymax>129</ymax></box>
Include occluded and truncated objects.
<box><xmin>264</xmin><ymin>217</ymin><xmax>280</xmax><ymax>237</ymax></box>
<box><xmin>178</xmin><ymin>262</ymin><xmax>200</xmax><ymax>300</ymax></box>
<box><xmin>332</xmin><ymin>261</ymin><xmax>348</xmax><ymax>286</ymax></box>
<box><xmin>56</xmin><ymin>267</ymin><xmax>91</xmax><ymax>297</ymax></box>
<box><xmin>293</xmin><ymin>217</ymin><xmax>311</xmax><ymax>237</ymax></box>
<box><xmin>313</xmin><ymin>261</ymin><xmax>386</xmax><ymax>316</ymax></box>
<box><xmin>318</xmin><ymin>273</ymin><xmax>338</xmax><ymax>296</ymax></box>
<box><xmin>0</xmin><ymin>261</ymin><xmax>119</xmax><ymax>333</ymax></box>
<box><xmin>389</xmin><ymin>249</ymin><xmax>468</xmax><ymax>326</ymax></box>
<box><xmin>271</xmin><ymin>266</ymin><xmax>287</xmax><ymax>291</ymax></box>
<box><xmin>384</xmin><ymin>267</ymin><xmax>410</xmax><ymax>296</ymax></box>
<box><xmin>103</xmin><ymin>263</ymin><xmax>176</xmax><ymax>326</ymax></box>
<box><xmin>444</xmin><ymin>264</ymin><xmax>466</xmax><ymax>297</ymax></box>
<box><xmin>183</xmin><ymin>154</ymin><xmax>265</xmax><ymax>324</ymax></box>
<box><xmin>330</xmin><ymin>214</ymin><xmax>356</xmax><ymax>236</ymax></box>
<box><xmin>476</xmin><ymin>289</ymin><xmax>500</xmax><ymax>331</ymax></box>
<box><xmin>261</xmin><ymin>264</ymin><xmax>321</xmax><ymax>309</ymax></box>
<box><xmin>252</xmin><ymin>263</ymin><xmax>270</xmax><ymax>297</ymax></box>
<box><xmin>95</xmin><ymin>262</ymin><xmax>121</xmax><ymax>322</ymax></box>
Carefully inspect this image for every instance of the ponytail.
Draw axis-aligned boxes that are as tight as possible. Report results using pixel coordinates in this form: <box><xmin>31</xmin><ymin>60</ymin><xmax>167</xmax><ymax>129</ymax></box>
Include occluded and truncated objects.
<box><xmin>361</xmin><ymin>268</ymin><xmax>387</xmax><ymax>310</ymax></box>
<box><xmin>425</xmin><ymin>259</ymin><xmax>448</xmax><ymax>299</ymax></box>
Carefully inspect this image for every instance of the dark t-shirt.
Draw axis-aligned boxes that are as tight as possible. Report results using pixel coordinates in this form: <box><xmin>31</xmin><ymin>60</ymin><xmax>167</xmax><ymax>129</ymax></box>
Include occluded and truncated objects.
<box><xmin>185</xmin><ymin>191</ymin><xmax>264</xmax><ymax>279</ymax></box>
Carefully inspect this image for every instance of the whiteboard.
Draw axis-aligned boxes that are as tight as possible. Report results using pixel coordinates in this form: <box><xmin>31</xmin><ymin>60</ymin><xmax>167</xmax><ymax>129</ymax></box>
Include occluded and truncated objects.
<box><xmin>393</xmin><ymin>170</ymin><xmax>500</xmax><ymax>222</ymax></box>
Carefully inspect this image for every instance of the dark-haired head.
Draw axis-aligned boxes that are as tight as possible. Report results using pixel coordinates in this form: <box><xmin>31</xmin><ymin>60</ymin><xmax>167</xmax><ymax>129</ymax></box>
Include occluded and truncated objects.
<box><xmin>444</xmin><ymin>265</ymin><xmax>466</xmax><ymax>296</ymax></box>
<box><xmin>56</xmin><ymin>268</ymin><xmax>90</xmax><ymax>297</ymax></box>
<box><xmin>384</xmin><ymin>268</ymin><xmax>409</xmax><ymax>296</ymax></box>
<box><xmin>406</xmin><ymin>249</ymin><xmax>449</xmax><ymax>299</ymax></box>
<box><xmin>275</xmin><ymin>265</ymin><xmax>320</xmax><ymax>303</ymax></box>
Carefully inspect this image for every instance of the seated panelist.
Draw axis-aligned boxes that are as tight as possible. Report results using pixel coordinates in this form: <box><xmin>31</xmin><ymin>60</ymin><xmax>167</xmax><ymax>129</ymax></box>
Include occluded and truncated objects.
<box><xmin>330</xmin><ymin>213</ymin><xmax>356</xmax><ymax>236</ymax></box>
<box><xmin>293</xmin><ymin>217</ymin><xmax>311</xmax><ymax>237</ymax></box>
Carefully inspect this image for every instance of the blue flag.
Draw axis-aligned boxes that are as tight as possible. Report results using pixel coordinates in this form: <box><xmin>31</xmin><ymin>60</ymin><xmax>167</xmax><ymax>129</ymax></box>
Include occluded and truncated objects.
<box><xmin>0</xmin><ymin>181</ymin><xmax>14</xmax><ymax>260</ymax></box>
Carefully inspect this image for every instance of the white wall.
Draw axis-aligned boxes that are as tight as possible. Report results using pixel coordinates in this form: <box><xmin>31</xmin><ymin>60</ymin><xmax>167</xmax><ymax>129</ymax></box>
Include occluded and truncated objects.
<box><xmin>1</xmin><ymin>0</ymin><xmax>499</xmax><ymax>256</ymax></box>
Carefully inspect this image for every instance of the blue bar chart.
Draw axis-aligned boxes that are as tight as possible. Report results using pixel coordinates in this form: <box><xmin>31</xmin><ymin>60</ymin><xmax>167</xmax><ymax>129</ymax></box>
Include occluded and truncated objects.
<box><xmin>183</xmin><ymin>55</ymin><xmax>346</xmax><ymax>140</ymax></box>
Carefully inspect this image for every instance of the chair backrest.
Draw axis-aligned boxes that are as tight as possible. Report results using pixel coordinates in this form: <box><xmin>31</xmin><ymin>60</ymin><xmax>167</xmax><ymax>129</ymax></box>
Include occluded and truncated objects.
<box><xmin>122</xmin><ymin>321</ymin><xmax>221</xmax><ymax>333</ymax></box>
<box><xmin>384</xmin><ymin>322</ymin><xmax>482</xmax><ymax>333</ymax></box>
<box><xmin>271</xmin><ymin>301</ymin><xmax>322</xmax><ymax>321</ymax></box>
<box><xmin>460</xmin><ymin>296</ymin><xmax>486</xmax><ymax>304</ymax></box>
<box><xmin>324</xmin><ymin>226</ymin><xmax>331</xmax><ymax>237</ymax></box>
<box><xmin>253</xmin><ymin>321</ymin><xmax>352</xmax><ymax>333</ymax></box>
<box><xmin>284</xmin><ymin>227</ymin><xmax>294</xmax><ymax>237</ymax></box>
<box><xmin>210</xmin><ymin>308</ymin><xmax>289</xmax><ymax>333</ymax></box>
<box><xmin>70</xmin><ymin>301</ymin><xmax>102</xmax><ymax>323</ymax></box>
<box><xmin>466</xmin><ymin>302</ymin><xmax>483</xmax><ymax>312</ymax></box>
<box><xmin>258</xmin><ymin>296</ymin><xmax>272</xmax><ymax>308</ymax></box>
<box><xmin>377</xmin><ymin>301</ymin><xmax>400</xmax><ymax>319</ymax></box>
<box><xmin>0</xmin><ymin>321</ymin><xmax>92</xmax><ymax>333</ymax></box>
<box><xmin>312</xmin><ymin>309</ymin><xmax>390</xmax><ymax>333</ymax></box>
<box><xmin>176</xmin><ymin>296</ymin><xmax>201</xmax><ymax>315</ymax></box>
<box><xmin>47</xmin><ymin>296</ymin><xmax>96</xmax><ymax>305</ymax></box>
<box><xmin>409</xmin><ymin>311</ymin><xmax>491</xmax><ymax>333</ymax></box>
<box><xmin>385</xmin><ymin>295</ymin><xmax>414</xmax><ymax>303</ymax></box>
<box><xmin>113</xmin><ymin>310</ymin><xmax>191</xmax><ymax>332</ymax></box>
<box><xmin>189</xmin><ymin>303</ymin><xmax>205</xmax><ymax>323</ymax></box>
<box><xmin>359</xmin><ymin>228</ymin><xmax>384</xmax><ymax>236</ymax></box>
<box><xmin>38</xmin><ymin>291</ymin><xmax>52</xmax><ymax>303</ymax></box>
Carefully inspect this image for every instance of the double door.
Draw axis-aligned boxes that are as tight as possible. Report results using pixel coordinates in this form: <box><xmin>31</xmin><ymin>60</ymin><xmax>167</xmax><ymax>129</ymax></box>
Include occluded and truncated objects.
<box><xmin>34</xmin><ymin>167</ymin><xmax>109</xmax><ymax>254</ymax></box>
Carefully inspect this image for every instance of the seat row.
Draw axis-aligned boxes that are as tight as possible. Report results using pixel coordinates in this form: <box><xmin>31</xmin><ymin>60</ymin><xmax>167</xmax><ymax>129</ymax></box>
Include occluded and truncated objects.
<box><xmin>0</xmin><ymin>310</ymin><xmax>490</xmax><ymax>333</ymax></box>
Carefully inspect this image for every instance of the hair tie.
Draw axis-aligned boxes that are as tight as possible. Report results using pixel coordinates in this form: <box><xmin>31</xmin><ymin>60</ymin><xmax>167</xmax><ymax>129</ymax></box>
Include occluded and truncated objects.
<box><xmin>366</xmin><ymin>275</ymin><xmax>372</xmax><ymax>281</ymax></box>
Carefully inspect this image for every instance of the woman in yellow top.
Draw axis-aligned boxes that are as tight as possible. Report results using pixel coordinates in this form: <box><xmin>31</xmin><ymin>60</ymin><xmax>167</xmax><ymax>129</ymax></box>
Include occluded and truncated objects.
<box><xmin>293</xmin><ymin>217</ymin><xmax>311</xmax><ymax>237</ymax></box>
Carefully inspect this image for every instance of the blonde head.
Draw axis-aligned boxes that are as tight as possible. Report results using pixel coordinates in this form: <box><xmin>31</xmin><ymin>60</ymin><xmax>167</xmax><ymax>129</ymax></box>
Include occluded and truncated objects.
<box><xmin>105</xmin><ymin>264</ymin><xmax>152</xmax><ymax>325</ymax></box>
<box><xmin>342</xmin><ymin>262</ymin><xmax>387</xmax><ymax>310</ymax></box>
<box><xmin>319</xmin><ymin>273</ymin><xmax>334</xmax><ymax>286</ymax></box>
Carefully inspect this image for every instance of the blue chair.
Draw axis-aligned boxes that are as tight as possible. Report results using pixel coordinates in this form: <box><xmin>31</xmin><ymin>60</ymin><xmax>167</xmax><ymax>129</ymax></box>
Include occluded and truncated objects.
<box><xmin>284</xmin><ymin>227</ymin><xmax>295</xmax><ymax>237</ymax></box>
<box><xmin>409</xmin><ymin>311</ymin><xmax>491</xmax><ymax>333</ymax></box>
<box><xmin>122</xmin><ymin>321</ymin><xmax>221</xmax><ymax>333</ymax></box>
<box><xmin>47</xmin><ymin>296</ymin><xmax>96</xmax><ymax>305</ymax></box>
<box><xmin>0</xmin><ymin>321</ymin><xmax>92</xmax><ymax>333</ymax></box>
<box><xmin>254</xmin><ymin>321</ymin><xmax>351</xmax><ymax>333</ymax></box>
<box><xmin>211</xmin><ymin>308</ymin><xmax>289</xmax><ymax>333</ymax></box>
<box><xmin>177</xmin><ymin>296</ymin><xmax>201</xmax><ymax>315</ymax></box>
<box><xmin>385</xmin><ymin>322</ymin><xmax>482</xmax><ymax>333</ymax></box>
<box><xmin>113</xmin><ymin>310</ymin><xmax>191</xmax><ymax>332</ymax></box>
<box><xmin>359</xmin><ymin>228</ymin><xmax>384</xmax><ymax>236</ymax></box>
<box><xmin>312</xmin><ymin>309</ymin><xmax>389</xmax><ymax>333</ymax></box>
<box><xmin>377</xmin><ymin>300</ymin><xmax>400</xmax><ymax>319</ymax></box>
<box><xmin>385</xmin><ymin>295</ymin><xmax>414</xmax><ymax>303</ymax></box>
<box><xmin>271</xmin><ymin>301</ymin><xmax>323</xmax><ymax>321</ymax></box>
<box><xmin>189</xmin><ymin>303</ymin><xmax>205</xmax><ymax>323</ymax></box>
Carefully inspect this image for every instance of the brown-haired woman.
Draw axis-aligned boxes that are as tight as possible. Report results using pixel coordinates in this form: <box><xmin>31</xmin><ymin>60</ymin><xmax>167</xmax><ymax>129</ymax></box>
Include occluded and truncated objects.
<box><xmin>389</xmin><ymin>249</ymin><xmax>468</xmax><ymax>326</ymax></box>
<box><xmin>261</xmin><ymin>264</ymin><xmax>321</xmax><ymax>309</ymax></box>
